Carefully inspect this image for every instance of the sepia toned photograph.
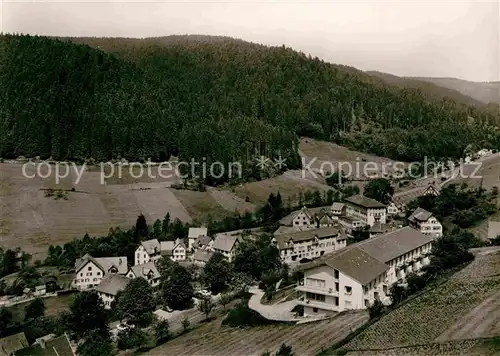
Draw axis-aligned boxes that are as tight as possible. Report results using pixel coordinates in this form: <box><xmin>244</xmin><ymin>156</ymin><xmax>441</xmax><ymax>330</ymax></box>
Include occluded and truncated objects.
<box><xmin>0</xmin><ymin>1</ymin><xmax>499</xmax><ymax>355</ymax></box>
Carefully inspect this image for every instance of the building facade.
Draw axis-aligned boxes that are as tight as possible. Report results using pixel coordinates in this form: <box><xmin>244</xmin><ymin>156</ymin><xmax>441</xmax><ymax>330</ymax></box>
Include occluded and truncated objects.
<box><xmin>73</xmin><ymin>255</ymin><xmax>127</xmax><ymax>290</ymax></box>
<box><xmin>408</xmin><ymin>207</ymin><xmax>443</xmax><ymax>238</ymax></box>
<box><xmin>344</xmin><ymin>195</ymin><xmax>387</xmax><ymax>227</ymax></box>
<box><xmin>134</xmin><ymin>239</ymin><xmax>161</xmax><ymax>266</ymax></box>
<box><xmin>296</xmin><ymin>227</ymin><xmax>434</xmax><ymax>316</ymax></box>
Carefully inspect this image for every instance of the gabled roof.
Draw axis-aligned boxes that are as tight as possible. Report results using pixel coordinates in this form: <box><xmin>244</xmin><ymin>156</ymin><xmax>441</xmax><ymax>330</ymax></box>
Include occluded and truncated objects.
<box><xmin>188</xmin><ymin>227</ymin><xmax>208</xmax><ymax>239</ymax></box>
<box><xmin>325</xmin><ymin>247</ymin><xmax>389</xmax><ymax>285</ymax></box>
<box><xmin>345</xmin><ymin>195</ymin><xmax>387</xmax><ymax>209</ymax></box>
<box><xmin>213</xmin><ymin>234</ymin><xmax>241</xmax><ymax>252</ymax></box>
<box><xmin>279</xmin><ymin>207</ymin><xmax>314</xmax><ymax>226</ymax></box>
<box><xmin>408</xmin><ymin>207</ymin><xmax>433</xmax><ymax>223</ymax></box>
<box><xmin>140</xmin><ymin>239</ymin><xmax>161</xmax><ymax>255</ymax></box>
<box><xmin>160</xmin><ymin>238</ymin><xmax>186</xmax><ymax>255</ymax></box>
<box><xmin>193</xmin><ymin>249</ymin><xmax>214</xmax><ymax>263</ymax></box>
<box><xmin>16</xmin><ymin>334</ymin><xmax>75</xmax><ymax>356</ymax></box>
<box><xmin>75</xmin><ymin>254</ymin><xmax>128</xmax><ymax>275</ymax></box>
<box><xmin>0</xmin><ymin>332</ymin><xmax>28</xmax><ymax>356</ymax></box>
<box><xmin>423</xmin><ymin>182</ymin><xmax>441</xmax><ymax>195</ymax></box>
<box><xmin>299</xmin><ymin>227</ymin><xmax>434</xmax><ymax>284</ymax></box>
<box><xmin>331</xmin><ymin>202</ymin><xmax>345</xmax><ymax>211</ymax></box>
<box><xmin>128</xmin><ymin>262</ymin><xmax>160</xmax><ymax>280</ymax></box>
<box><xmin>274</xmin><ymin>226</ymin><xmax>346</xmax><ymax>250</ymax></box>
<box><xmin>194</xmin><ymin>235</ymin><xmax>213</xmax><ymax>248</ymax></box>
<box><xmin>95</xmin><ymin>274</ymin><xmax>130</xmax><ymax>296</ymax></box>
<box><xmin>274</xmin><ymin>225</ymin><xmax>309</xmax><ymax>236</ymax></box>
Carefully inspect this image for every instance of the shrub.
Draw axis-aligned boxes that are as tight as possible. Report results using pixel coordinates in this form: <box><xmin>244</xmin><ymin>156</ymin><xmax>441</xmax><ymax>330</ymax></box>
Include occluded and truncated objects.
<box><xmin>222</xmin><ymin>302</ymin><xmax>273</xmax><ymax>328</ymax></box>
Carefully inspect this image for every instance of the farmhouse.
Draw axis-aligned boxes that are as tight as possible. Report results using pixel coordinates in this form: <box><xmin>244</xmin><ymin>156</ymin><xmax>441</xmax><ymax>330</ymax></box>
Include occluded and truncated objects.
<box><xmin>422</xmin><ymin>182</ymin><xmax>441</xmax><ymax>197</ymax></box>
<box><xmin>96</xmin><ymin>274</ymin><xmax>130</xmax><ymax>309</ymax></box>
<box><xmin>160</xmin><ymin>238</ymin><xmax>187</xmax><ymax>261</ymax></box>
<box><xmin>330</xmin><ymin>202</ymin><xmax>345</xmax><ymax>217</ymax></box>
<box><xmin>279</xmin><ymin>207</ymin><xmax>316</xmax><ymax>229</ymax></box>
<box><xmin>127</xmin><ymin>262</ymin><xmax>161</xmax><ymax>288</ymax></box>
<box><xmin>344</xmin><ymin>195</ymin><xmax>387</xmax><ymax>227</ymax></box>
<box><xmin>273</xmin><ymin>226</ymin><xmax>347</xmax><ymax>265</ymax></box>
<box><xmin>134</xmin><ymin>239</ymin><xmax>161</xmax><ymax>266</ymax></box>
<box><xmin>34</xmin><ymin>284</ymin><xmax>46</xmax><ymax>297</ymax></box>
<box><xmin>386</xmin><ymin>201</ymin><xmax>400</xmax><ymax>216</ymax></box>
<box><xmin>73</xmin><ymin>254</ymin><xmax>127</xmax><ymax>290</ymax></box>
<box><xmin>192</xmin><ymin>249</ymin><xmax>214</xmax><ymax>266</ymax></box>
<box><xmin>188</xmin><ymin>227</ymin><xmax>208</xmax><ymax>250</ymax></box>
<box><xmin>192</xmin><ymin>235</ymin><xmax>214</xmax><ymax>251</ymax></box>
<box><xmin>296</xmin><ymin>227</ymin><xmax>434</xmax><ymax>317</ymax></box>
<box><xmin>212</xmin><ymin>233</ymin><xmax>242</xmax><ymax>262</ymax></box>
<box><xmin>408</xmin><ymin>207</ymin><xmax>443</xmax><ymax>238</ymax></box>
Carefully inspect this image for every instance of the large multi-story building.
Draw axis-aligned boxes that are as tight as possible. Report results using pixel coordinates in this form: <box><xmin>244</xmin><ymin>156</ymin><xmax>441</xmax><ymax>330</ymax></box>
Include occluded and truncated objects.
<box><xmin>296</xmin><ymin>227</ymin><xmax>434</xmax><ymax>317</ymax></box>
<box><xmin>273</xmin><ymin>226</ymin><xmax>347</xmax><ymax>265</ymax></box>
<box><xmin>73</xmin><ymin>254</ymin><xmax>128</xmax><ymax>290</ymax></box>
<box><xmin>408</xmin><ymin>207</ymin><xmax>443</xmax><ymax>238</ymax></box>
<box><xmin>344</xmin><ymin>195</ymin><xmax>387</xmax><ymax>227</ymax></box>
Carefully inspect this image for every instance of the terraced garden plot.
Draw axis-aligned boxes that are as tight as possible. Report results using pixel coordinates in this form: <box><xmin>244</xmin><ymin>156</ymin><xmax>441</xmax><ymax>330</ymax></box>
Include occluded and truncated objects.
<box><xmin>148</xmin><ymin>311</ymin><xmax>368</xmax><ymax>356</ymax></box>
<box><xmin>344</xmin><ymin>339</ymin><xmax>500</xmax><ymax>356</ymax></box>
<box><xmin>340</xmin><ymin>252</ymin><xmax>500</xmax><ymax>352</ymax></box>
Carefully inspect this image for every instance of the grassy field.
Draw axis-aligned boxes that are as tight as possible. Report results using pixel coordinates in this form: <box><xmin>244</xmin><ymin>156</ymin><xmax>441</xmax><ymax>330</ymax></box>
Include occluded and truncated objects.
<box><xmin>335</xmin><ymin>251</ymin><xmax>500</xmax><ymax>354</ymax></box>
<box><xmin>8</xmin><ymin>293</ymin><xmax>76</xmax><ymax>322</ymax></box>
<box><xmin>170</xmin><ymin>189</ymin><xmax>230</xmax><ymax>223</ymax></box>
<box><xmin>147</xmin><ymin>310</ymin><xmax>368</xmax><ymax>356</ymax></box>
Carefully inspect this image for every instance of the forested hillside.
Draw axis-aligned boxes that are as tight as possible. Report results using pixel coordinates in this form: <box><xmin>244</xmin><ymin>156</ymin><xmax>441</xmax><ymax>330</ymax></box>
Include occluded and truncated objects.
<box><xmin>1</xmin><ymin>34</ymin><xmax>500</xmax><ymax>184</ymax></box>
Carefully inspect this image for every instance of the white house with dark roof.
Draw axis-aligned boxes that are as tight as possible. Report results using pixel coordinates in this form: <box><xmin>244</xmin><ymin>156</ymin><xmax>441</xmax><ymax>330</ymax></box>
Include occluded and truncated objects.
<box><xmin>212</xmin><ymin>233</ymin><xmax>242</xmax><ymax>262</ymax></box>
<box><xmin>273</xmin><ymin>226</ymin><xmax>347</xmax><ymax>265</ymax></box>
<box><xmin>160</xmin><ymin>238</ymin><xmax>186</xmax><ymax>261</ymax></box>
<box><xmin>423</xmin><ymin>182</ymin><xmax>441</xmax><ymax>197</ymax></box>
<box><xmin>279</xmin><ymin>207</ymin><xmax>316</xmax><ymax>229</ymax></box>
<box><xmin>126</xmin><ymin>262</ymin><xmax>161</xmax><ymax>288</ymax></box>
<box><xmin>296</xmin><ymin>226</ymin><xmax>435</xmax><ymax>316</ymax></box>
<box><xmin>134</xmin><ymin>239</ymin><xmax>161</xmax><ymax>266</ymax></box>
<box><xmin>188</xmin><ymin>227</ymin><xmax>208</xmax><ymax>250</ymax></box>
<box><xmin>73</xmin><ymin>254</ymin><xmax>127</xmax><ymax>290</ymax></box>
<box><xmin>344</xmin><ymin>195</ymin><xmax>387</xmax><ymax>227</ymax></box>
<box><xmin>408</xmin><ymin>207</ymin><xmax>443</xmax><ymax>238</ymax></box>
<box><xmin>96</xmin><ymin>274</ymin><xmax>130</xmax><ymax>309</ymax></box>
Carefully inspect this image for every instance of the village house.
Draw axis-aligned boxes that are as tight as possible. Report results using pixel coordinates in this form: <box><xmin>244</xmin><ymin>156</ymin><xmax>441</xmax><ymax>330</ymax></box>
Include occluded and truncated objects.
<box><xmin>212</xmin><ymin>233</ymin><xmax>242</xmax><ymax>262</ymax></box>
<box><xmin>330</xmin><ymin>202</ymin><xmax>345</xmax><ymax>218</ymax></box>
<box><xmin>279</xmin><ymin>207</ymin><xmax>316</xmax><ymax>229</ymax></box>
<box><xmin>192</xmin><ymin>249</ymin><xmax>214</xmax><ymax>267</ymax></box>
<box><xmin>160</xmin><ymin>238</ymin><xmax>187</xmax><ymax>261</ymax></box>
<box><xmin>386</xmin><ymin>201</ymin><xmax>400</xmax><ymax>216</ymax></box>
<box><xmin>96</xmin><ymin>274</ymin><xmax>130</xmax><ymax>309</ymax></box>
<box><xmin>273</xmin><ymin>226</ymin><xmax>347</xmax><ymax>265</ymax></box>
<box><xmin>188</xmin><ymin>227</ymin><xmax>209</xmax><ymax>250</ymax></box>
<box><xmin>343</xmin><ymin>195</ymin><xmax>387</xmax><ymax>227</ymax></box>
<box><xmin>422</xmin><ymin>182</ymin><xmax>441</xmax><ymax>197</ymax></box>
<box><xmin>33</xmin><ymin>284</ymin><xmax>46</xmax><ymax>297</ymax></box>
<box><xmin>408</xmin><ymin>207</ymin><xmax>443</xmax><ymax>238</ymax></box>
<box><xmin>73</xmin><ymin>254</ymin><xmax>127</xmax><ymax>291</ymax></box>
<box><xmin>134</xmin><ymin>239</ymin><xmax>161</xmax><ymax>266</ymax></box>
<box><xmin>296</xmin><ymin>226</ymin><xmax>434</xmax><ymax>317</ymax></box>
<box><xmin>126</xmin><ymin>262</ymin><xmax>161</xmax><ymax>288</ymax></box>
<box><xmin>192</xmin><ymin>234</ymin><xmax>214</xmax><ymax>251</ymax></box>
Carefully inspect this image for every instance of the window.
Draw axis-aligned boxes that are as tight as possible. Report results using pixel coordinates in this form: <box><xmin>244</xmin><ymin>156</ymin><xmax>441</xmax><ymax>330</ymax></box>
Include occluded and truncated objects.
<box><xmin>335</xmin><ymin>283</ymin><xmax>339</xmax><ymax>292</ymax></box>
<box><xmin>364</xmin><ymin>299</ymin><xmax>369</xmax><ymax>307</ymax></box>
<box><xmin>88</xmin><ymin>266</ymin><xmax>91</xmax><ymax>271</ymax></box>
<box><xmin>345</xmin><ymin>286</ymin><xmax>352</xmax><ymax>294</ymax></box>
<box><xmin>313</xmin><ymin>308</ymin><xmax>318</xmax><ymax>313</ymax></box>
<box><xmin>334</xmin><ymin>270</ymin><xmax>339</xmax><ymax>279</ymax></box>
<box><xmin>97</xmin><ymin>272</ymin><xmax>101</xmax><ymax>276</ymax></box>
<box><xmin>80</xmin><ymin>273</ymin><xmax>83</xmax><ymax>277</ymax></box>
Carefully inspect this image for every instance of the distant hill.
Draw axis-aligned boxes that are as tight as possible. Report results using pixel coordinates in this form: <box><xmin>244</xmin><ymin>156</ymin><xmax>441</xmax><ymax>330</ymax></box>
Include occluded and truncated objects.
<box><xmin>1</xmin><ymin>34</ymin><xmax>500</xmax><ymax>185</ymax></box>
<box><xmin>366</xmin><ymin>71</ymin><xmax>487</xmax><ymax>108</ymax></box>
<box><xmin>411</xmin><ymin>77</ymin><xmax>500</xmax><ymax>105</ymax></box>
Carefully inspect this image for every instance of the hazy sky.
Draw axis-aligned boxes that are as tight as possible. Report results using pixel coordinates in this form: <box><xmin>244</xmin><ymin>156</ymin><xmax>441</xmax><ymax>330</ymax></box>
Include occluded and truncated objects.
<box><xmin>1</xmin><ymin>0</ymin><xmax>498</xmax><ymax>81</ymax></box>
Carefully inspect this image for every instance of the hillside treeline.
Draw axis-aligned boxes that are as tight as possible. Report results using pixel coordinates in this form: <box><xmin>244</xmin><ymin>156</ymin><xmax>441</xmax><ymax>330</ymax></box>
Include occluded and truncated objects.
<box><xmin>1</xmin><ymin>34</ymin><xmax>500</xmax><ymax>182</ymax></box>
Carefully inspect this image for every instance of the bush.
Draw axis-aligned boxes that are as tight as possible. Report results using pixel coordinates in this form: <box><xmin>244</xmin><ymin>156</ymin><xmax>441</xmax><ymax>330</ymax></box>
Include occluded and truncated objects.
<box><xmin>367</xmin><ymin>299</ymin><xmax>385</xmax><ymax>320</ymax></box>
<box><xmin>117</xmin><ymin>327</ymin><xmax>147</xmax><ymax>350</ymax></box>
<box><xmin>222</xmin><ymin>302</ymin><xmax>273</xmax><ymax>328</ymax></box>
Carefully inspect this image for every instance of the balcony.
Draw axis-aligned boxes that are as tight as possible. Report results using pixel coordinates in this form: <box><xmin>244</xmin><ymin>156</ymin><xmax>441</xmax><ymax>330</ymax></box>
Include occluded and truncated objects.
<box><xmin>296</xmin><ymin>285</ymin><xmax>338</xmax><ymax>296</ymax></box>
<box><xmin>296</xmin><ymin>298</ymin><xmax>338</xmax><ymax>311</ymax></box>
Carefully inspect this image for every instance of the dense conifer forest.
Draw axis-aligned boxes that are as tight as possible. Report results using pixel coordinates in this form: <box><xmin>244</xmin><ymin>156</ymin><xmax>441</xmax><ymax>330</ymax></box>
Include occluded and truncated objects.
<box><xmin>1</xmin><ymin>34</ymin><xmax>499</xmax><ymax>182</ymax></box>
